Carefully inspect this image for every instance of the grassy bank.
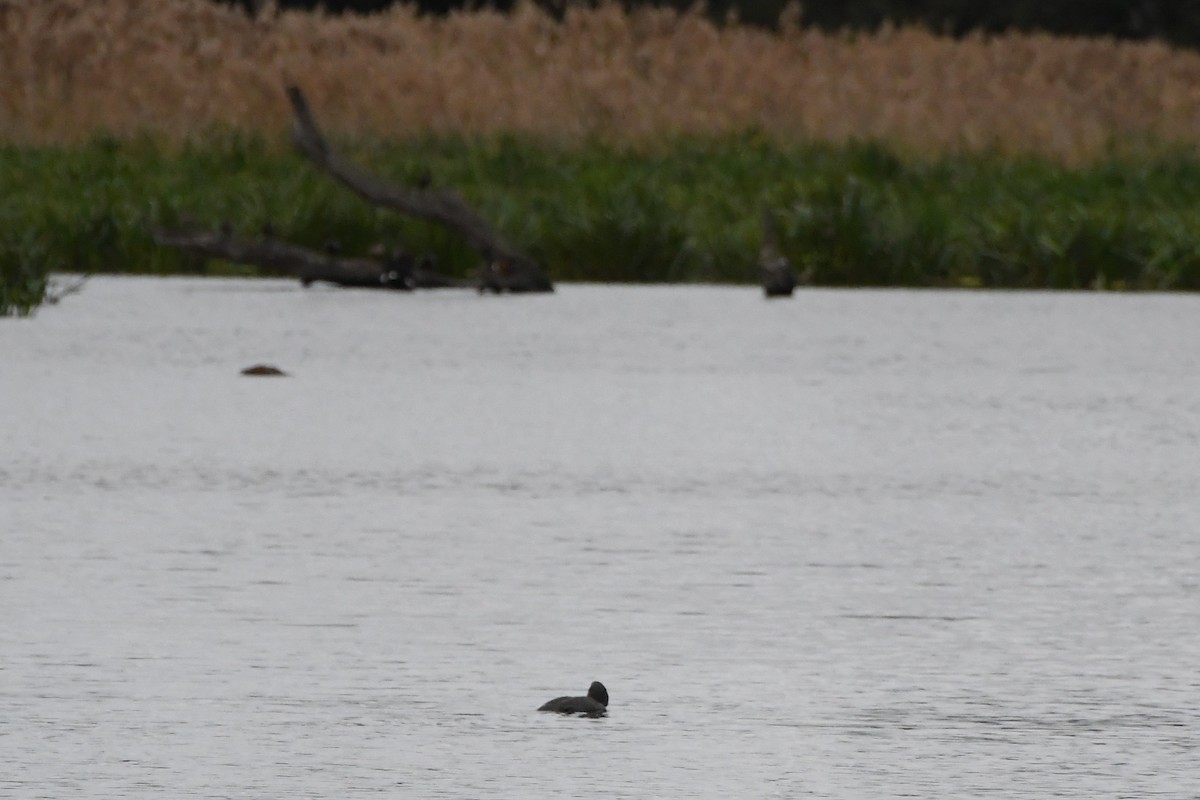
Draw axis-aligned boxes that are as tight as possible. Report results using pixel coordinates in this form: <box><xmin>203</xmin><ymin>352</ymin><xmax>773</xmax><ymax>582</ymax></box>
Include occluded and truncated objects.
<box><xmin>4</xmin><ymin>132</ymin><xmax>1200</xmax><ymax>314</ymax></box>
<box><xmin>7</xmin><ymin>3</ymin><xmax>1200</xmax><ymax>313</ymax></box>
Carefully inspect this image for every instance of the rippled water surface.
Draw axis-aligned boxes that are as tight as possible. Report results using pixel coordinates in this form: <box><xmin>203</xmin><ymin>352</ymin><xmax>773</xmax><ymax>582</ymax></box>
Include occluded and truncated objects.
<box><xmin>3</xmin><ymin>278</ymin><xmax>1199</xmax><ymax>798</ymax></box>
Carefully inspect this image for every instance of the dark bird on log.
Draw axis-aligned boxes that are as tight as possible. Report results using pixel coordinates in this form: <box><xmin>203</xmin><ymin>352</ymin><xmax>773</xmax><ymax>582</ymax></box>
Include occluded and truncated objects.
<box><xmin>538</xmin><ymin>681</ymin><xmax>608</xmax><ymax>717</ymax></box>
<box><xmin>478</xmin><ymin>258</ymin><xmax>508</xmax><ymax>293</ymax></box>
<box><xmin>759</xmin><ymin>208</ymin><xmax>797</xmax><ymax>298</ymax></box>
<box><xmin>380</xmin><ymin>247</ymin><xmax>415</xmax><ymax>289</ymax></box>
<box><xmin>478</xmin><ymin>256</ymin><xmax>549</xmax><ymax>294</ymax></box>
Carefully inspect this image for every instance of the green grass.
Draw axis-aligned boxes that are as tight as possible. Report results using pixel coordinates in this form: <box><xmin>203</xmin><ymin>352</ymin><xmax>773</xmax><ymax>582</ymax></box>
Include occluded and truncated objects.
<box><xmin>5</xmin><ymin>131</ymin><xmax>1200</xmax><ymax>313</ymax></box>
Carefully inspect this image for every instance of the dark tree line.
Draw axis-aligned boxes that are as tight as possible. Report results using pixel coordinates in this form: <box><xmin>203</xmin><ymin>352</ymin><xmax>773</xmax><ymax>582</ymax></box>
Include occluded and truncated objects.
<box><xmin>219</xmin><ymin>0</ymin><xmax>1200</xmax><ymax>49</ymax></box>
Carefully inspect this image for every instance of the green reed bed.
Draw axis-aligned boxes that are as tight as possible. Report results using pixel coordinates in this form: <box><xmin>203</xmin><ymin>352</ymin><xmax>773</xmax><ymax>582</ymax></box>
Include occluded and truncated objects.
<box><xmin>4</xmin><ymin>132</ymin><xmax>1200</xmax><ymax>314</ymax></box>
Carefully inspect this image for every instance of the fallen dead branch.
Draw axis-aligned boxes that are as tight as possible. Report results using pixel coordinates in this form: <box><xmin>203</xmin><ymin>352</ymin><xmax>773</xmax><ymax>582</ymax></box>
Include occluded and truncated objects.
<box><xmin>153</xmin><ymin>86</ymin><xmax>554</xmax><ymax>294</ymax></box>
<box><xmin>44</xmin><ymin>273</ymin><xmax>90</xmax><ymax>305</ymax></box>
<box><xmin>286</xmin><ymin>85</ymin><xmax>553</xmax><ymax>293</ymax></box>
<box><xmin>151</xmin><ymin>224</ymin><xmax>467</xmax><ymax>289</ymax></box>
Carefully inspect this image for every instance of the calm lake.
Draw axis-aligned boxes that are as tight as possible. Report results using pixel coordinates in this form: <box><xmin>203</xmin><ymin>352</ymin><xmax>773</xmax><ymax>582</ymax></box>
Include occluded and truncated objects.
<box><xmin>3</xmin><ymin>277</ymin><xmax>1199</xmax><ymax>798</ymax></box>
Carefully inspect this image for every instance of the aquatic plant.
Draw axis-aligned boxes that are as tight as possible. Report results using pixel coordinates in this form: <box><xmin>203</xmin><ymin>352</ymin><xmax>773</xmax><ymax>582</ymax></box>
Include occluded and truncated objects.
<box><xmin>5</xmin><ymin>134</ymin><xmax>1200</xmax><ymax>292</ymax></box>
<box><xmin>0</xmin><ymin>231</ymin><xmax>50</xmax><ymax>316</ymax></box>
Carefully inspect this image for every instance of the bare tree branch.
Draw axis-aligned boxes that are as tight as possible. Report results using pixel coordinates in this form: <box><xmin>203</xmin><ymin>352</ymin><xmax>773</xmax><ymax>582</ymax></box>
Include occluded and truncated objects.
<box><xmin>285</xmin><ymin>84</ymin><xmax>552</xmax><ymax>293</ymax></box>
<box><xmin>152</xmin><ymin>224</ymin><xmax>467</xmax><ymax>290</ymax></box>
<box><xmin>44</xmin><ymin>273</ymin><xmax>90</xmax><ymax>305</ymax></box>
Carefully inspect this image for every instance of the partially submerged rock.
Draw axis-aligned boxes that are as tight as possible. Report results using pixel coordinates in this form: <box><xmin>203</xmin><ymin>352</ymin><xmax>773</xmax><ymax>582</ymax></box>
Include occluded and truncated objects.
<box><xmin>240</xmin><ymin>364</ymin><xmax>288</xmax><ymax>376</ymax></box>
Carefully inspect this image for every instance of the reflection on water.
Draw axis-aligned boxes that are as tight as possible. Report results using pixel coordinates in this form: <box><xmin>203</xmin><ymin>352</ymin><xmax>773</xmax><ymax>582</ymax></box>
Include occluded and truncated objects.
<box><xmin>3</xmin><ymin>279</ymin><xmax>1199</xmax><ymax>798</ymax></box>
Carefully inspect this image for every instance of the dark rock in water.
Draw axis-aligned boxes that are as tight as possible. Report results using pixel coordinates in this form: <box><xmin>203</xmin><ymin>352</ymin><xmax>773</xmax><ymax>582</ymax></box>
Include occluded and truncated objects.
<box><xmin>240</xmin><ymin>364</ymin><xmax>288</xmax><ymax>376</ymax></box>
<box><xmin>538</xmin><ymin>681</ymin><xmax>608</xmax><ymax>717</ymax></box>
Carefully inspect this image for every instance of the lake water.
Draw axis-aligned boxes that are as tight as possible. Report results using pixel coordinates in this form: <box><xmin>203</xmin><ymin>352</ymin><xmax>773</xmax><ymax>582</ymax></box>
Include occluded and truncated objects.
<box><xmin>3</xmin><ymin>277</ymin><xmax>1199</xmax><ymax>798</ymax></box>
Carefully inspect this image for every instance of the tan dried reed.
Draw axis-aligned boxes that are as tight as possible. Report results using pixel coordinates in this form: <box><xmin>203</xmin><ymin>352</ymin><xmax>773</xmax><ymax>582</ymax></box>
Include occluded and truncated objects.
<box><xmin>3</xmin><ymin>0</ymin><xmax>1200</xmax><ymax>160</ymax></box>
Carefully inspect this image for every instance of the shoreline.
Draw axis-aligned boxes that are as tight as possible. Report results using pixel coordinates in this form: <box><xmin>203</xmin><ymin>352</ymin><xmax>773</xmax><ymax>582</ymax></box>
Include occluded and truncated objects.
<box><xmin>4</xmin><ymin>132</ymin><xmax>1200</xmax><ymax>316</ymax></box>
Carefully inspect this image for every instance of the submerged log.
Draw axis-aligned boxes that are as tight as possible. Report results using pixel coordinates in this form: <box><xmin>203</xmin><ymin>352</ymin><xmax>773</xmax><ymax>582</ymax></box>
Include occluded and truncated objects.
<box><xmin>285</xmin><ymin>85</ymin><xmax>553</xmax><ymax>294</ymax></box>
<box><xmin>152</xmin><ymin>225</ymin><xmax>468</xmax><ymax>290</ymax></box>
<box><xmin>759</xmin><ymin>208</ymin><xmax>797</xmax><ymax>298</ymax></box>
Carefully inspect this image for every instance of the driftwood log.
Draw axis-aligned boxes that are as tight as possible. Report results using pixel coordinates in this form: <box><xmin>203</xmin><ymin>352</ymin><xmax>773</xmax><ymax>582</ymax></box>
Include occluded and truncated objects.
<box><xmin>151</xmin><ymin>224</ymin><xmax>466</xmax><ymax>289</ymax></box>
<box><xmin>285</xmin><ymin>85</ymin><xmax>553</xmax><ymax>294</ymax></box>
<box><xmin>153</xmin><ymin>85</ymin><xmax>553</xmax><ymax>293</ymax></box>
<box><xmin>758</xmin><ymin>208</ymin><xmax>797</xmax><ymax>298</ymax></box>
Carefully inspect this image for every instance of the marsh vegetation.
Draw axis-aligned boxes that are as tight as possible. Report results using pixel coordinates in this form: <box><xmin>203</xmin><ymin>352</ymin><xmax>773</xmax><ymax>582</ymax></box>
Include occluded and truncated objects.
<box><xmin>4</xmin><ymin>0</ymin><xmax>1200</xmax><ymax>312</ymax></box>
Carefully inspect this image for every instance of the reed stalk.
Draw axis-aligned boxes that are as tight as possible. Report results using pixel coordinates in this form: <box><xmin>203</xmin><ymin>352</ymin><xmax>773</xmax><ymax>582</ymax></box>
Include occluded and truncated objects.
<box><xmin>3</xmin><ymin>0</ymin><xmax>1200</xmax><ymax>160</ymax></box>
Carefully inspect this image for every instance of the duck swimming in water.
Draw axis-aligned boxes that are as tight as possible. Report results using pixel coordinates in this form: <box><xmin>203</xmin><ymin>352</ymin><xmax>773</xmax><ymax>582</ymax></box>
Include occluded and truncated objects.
<box><xmin>538</xmin><ymin>681</ymin><xmax>608</xmax><ymax>717</ymax></box>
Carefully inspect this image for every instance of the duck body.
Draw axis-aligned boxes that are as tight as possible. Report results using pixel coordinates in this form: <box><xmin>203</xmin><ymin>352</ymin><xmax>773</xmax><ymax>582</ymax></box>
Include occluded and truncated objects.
<box><xmin>538</xmin><ymin>681</ymin><xmax>608</xmax><ymax>717</ymax></box>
